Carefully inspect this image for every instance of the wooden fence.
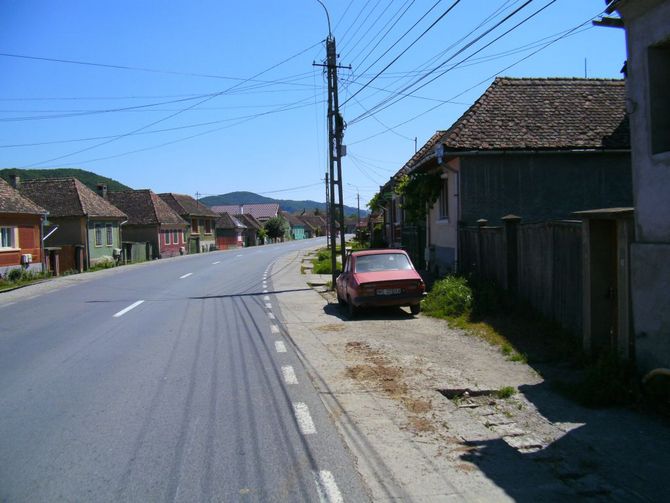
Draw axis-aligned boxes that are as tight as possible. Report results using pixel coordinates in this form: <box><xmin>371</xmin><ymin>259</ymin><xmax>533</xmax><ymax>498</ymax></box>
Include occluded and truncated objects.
<box><xmin>459</xmin><ymin>218</ymin><xmax>583</xmax><ymax>336</ymax></box>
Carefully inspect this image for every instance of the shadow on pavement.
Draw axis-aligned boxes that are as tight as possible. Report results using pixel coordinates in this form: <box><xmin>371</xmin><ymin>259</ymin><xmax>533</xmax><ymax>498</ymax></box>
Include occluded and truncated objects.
<box><xmin>458</xmin><ymin>377</ymin><xmax>670</xmax><ymax>501</ymax></box>
<box><xmin>322</xmin><ymin>302</ymin><xmax>417</xmax><ymax>322</ymax></box>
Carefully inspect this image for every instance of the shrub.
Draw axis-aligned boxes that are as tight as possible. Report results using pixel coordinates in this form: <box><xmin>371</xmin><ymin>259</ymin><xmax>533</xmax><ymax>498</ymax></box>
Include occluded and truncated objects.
<box><xmin>496</xmin><ymin>386</ymin><xmax>517</xmax><ymax>399</ymax></box>
<box><xmin>422</xmin><ymin>276</ymin><xmax>473</xmax><ymax>318</ymax></box>
<box><xmin>7</xmin><ymin>268</ymin><xmax>25</xmax><ymax>282</ymax></box>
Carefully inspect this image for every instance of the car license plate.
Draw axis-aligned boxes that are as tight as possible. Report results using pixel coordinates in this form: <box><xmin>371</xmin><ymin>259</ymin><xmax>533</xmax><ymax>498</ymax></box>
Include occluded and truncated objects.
<box><xmin>377</xmin><ymin>288</ymin><xmax>402</xmax><ymax>295</ymax></box>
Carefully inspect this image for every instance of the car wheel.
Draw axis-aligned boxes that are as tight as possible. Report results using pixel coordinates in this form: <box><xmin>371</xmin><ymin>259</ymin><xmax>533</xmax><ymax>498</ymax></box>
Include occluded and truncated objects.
<box><xmin>410</xmin><ymin>304</ymin><xmax>421</xmax><ymax>315</ymax></box>
<box><xmin>337</xmin><ymin>291</ymin><xmax>346</xmax><ymax>306</ymax></box>
<box><xmin>347</xmin><ymin>296</ymin><xmax>358</xmax><ymax>319</ymax></box>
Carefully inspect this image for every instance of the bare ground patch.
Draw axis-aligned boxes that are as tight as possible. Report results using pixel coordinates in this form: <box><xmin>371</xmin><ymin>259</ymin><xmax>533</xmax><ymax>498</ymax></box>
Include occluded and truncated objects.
<box><xmin>345</xmin><ymin>341</ymin><xmax>434</xmax><ymax>423</ymax></box>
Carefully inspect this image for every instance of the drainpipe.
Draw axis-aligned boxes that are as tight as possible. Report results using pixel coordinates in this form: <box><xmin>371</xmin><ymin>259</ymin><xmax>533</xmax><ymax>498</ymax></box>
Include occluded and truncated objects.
<box><xmin>85</xmin><ymin>217</ymin><xmax>91</xmax><ymax>270</ymax></box>
<box><xmin>40</xmin><ymin>212</ymin><xmax>48</xmax><ymax>273</ymax></box>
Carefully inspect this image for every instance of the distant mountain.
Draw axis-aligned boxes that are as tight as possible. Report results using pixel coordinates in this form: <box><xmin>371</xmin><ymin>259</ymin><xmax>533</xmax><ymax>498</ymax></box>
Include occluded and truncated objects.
<box><xmin>0</xmin><ymin>168</ymin><xmax>131</xmax><ymax>192</ymax></box>
<box><xmin>200</xmin><ymin>191</ymin><xmax>365</xmax><ymax>217</ymax></box>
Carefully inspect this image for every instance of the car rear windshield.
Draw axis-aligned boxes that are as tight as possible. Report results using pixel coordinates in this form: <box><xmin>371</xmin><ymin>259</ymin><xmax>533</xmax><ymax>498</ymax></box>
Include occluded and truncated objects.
<box><xmin>354</xmin><ymin>253</ymin><xmax>412</xmax><ymax>273</ymax></box>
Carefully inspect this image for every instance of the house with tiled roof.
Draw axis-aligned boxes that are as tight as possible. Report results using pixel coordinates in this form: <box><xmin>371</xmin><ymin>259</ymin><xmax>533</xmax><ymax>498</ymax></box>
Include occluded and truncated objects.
<box><xmin>235</xmin><ymin>213</ymin><xmax>264</xmax><ymax>246</ymax></box>
<box><xmin>379</xmin><ymin>130</ymin><xmax>445</xmax><ymax>249</ymax></box>
<box><xmin>403</xmin><ymin>77</ymin><xmax>632</xmax><ymax>273</ymax></box>
<box><xmin>281</xmin><ymin>212</ymin><xmax>306</xmax><ymax>240</ymax></box>
<box><xmin>214</xmin><ymin>213</ymin><xmax>246</xmax><ymax>250</ymax></box>
<box><xmin>299</xmin><ymin>215</ymin><xmax>327</xmax><ymax>238</ymax></box>
<box><xmin>19</xmin><ymin>178</ymin><xmax>126</xmax><ymax>271</ymax></box>
<box><xmin>107</xmin><ymin>189</ymin><xmax>188</xmax><ymax>259</ymax></box>
<box><xmin>0</xmin><ymin>175</ymin><xmax>47</xmax><ymax>276</ymax></box>
<box><xmin>211</xmin><ymin>203</ymin><xmax>279</xmax><ymax>223</ymax></box>
<box><xmin>159</xmin><ymin>193</ymin><xmax>218</xmax><ymax>254</ymax></box>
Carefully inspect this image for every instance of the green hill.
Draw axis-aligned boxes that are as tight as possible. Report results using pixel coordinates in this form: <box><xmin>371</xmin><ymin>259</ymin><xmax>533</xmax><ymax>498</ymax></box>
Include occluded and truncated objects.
<box><xmin>0</xmin><ymin>168</ymin><xmax>131</xmax><ymax>192</ymax></box>
<box><xmin>200</xmin><ymin>191</ymin><xmax>364</xmax><ymax>216</ymax></box>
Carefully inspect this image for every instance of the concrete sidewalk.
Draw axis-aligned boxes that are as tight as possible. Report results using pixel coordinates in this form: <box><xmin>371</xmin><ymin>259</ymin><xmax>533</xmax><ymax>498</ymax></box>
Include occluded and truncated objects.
<box><xmin>271</xmin><ymin>248</ymin><xmax>670</xmax><ymax>502</ymax></box>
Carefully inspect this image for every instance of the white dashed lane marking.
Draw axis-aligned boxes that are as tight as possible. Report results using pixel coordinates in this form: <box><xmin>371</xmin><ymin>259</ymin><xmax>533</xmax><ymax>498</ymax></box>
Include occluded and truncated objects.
<box><xmin>281</xmin><ymin>365</ymin><xmax>298</xmax><ymax>385</ymax></box>
<box><xmin>275</xmin><ymin>341</ymin><xmax>287</xmax><ymax>353</ymax></box>
<box><xmin>263</xmin><ymin>295</ymin><xmax>270</xmax><ymax>301</ymax></box>
<box><xmin>212</xmin><ymin>261</ymin><xmax>221</xmax><ymax>264</ymax></box>
<box><xmin>113</xmin><ymin>300</ymin><xmax>145</xmax><ymax>318</ymax></box>
<box><xmin>265</xmin><ymin>303</ymin><xmax>272</xmax><ymax>309</ymax></box>
<box><xmin>314</xmin><ymin>470</ymin><xmax>344</xmax><ymax>503</ymax></box>
<box><xmin>179</xmin><ymin>273</ymin><xmax>192</xmax><ymax>279</ymax></box>
<box><xmin>268</xmin><ymin>312</ymin><xmax>275</xmax><ymax>320</ymax></box>
<box><xmin>271</xmin><ymin>325</ymin><xmax>279</xmax><ymax>334</ymax></box>
<box><xmin>293</xmin><ymin>402</ymin><xmax>316</xmax><ymax>435</ymax></box>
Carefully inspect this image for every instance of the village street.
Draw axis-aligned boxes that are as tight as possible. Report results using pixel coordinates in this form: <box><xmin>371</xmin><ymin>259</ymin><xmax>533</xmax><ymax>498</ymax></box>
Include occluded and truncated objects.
<box><xmin>0</xmin><ymin>238</ymin><xmax>368</xmax><ymax>502</ymax></box>
<box><xmin>2</xmin><ymin>240</ymin><xmax>669</xmax><ymax>502</ymax></box>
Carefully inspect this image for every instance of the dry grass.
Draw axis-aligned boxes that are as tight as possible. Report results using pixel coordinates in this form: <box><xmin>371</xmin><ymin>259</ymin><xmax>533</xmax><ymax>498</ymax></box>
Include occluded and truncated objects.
<box><xmin>407</xmin><ymin>416</ymin><xmax>435</xmax><ymax>433</ymax></box>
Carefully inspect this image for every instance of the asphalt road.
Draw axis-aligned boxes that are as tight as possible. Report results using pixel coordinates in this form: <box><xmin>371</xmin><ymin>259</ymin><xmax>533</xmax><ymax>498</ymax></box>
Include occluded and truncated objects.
<box><xmin>0</xmin><ymin>238</ymin><xmax>368</xmax><ymax>502</ymax></box>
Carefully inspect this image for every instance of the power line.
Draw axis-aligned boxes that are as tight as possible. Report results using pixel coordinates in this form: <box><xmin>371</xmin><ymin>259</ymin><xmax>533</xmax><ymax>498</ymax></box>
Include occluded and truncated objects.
<box><xmin>19</xmin><ymin>40</ymin><xmax>323</xmax><ymax>168</ymax></box>
<box><xmin>347</xmin><ymin>9</ymin><xmax>603</xmax><ymax>146</ymax></box>
<box><xmin>0</xmin><ymin>44</ymin><xmax>322</xmax><ymax>81</ymax></box>
<box><xmin>346</xmin><ymin>0</ymin><xmax>416</xmax><ymax>69</ymax></box>
<box><xmin>0</xmin><ymin>96</ymin><xmax>326</xmax><ymax>148</ymax></box>
<box><xmin>342</xmin><ymin>0</ymin><xmax>460</xmax><ymax>107</ymax></box>
<box><xmin>349</xmin><ymin>0</ymin><xmax>545</xmax><ymax>124</ymax></box>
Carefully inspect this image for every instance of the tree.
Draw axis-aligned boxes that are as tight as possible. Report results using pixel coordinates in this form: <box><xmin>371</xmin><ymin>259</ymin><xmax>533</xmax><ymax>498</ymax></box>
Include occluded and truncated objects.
<box><xmin>264</xmin><ymin>216</ymin><xmax>289</xmax><ymax>241</ymax></box>
<box><xmin>313</xmin><ymin>207</ymin><xmax>321</xmax><ymax>216</ymax></box>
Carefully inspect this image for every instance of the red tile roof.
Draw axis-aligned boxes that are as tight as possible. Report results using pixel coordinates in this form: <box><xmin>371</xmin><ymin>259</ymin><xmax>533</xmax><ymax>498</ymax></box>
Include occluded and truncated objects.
<box><xmin>438</xmin><ymin>77</ymin><xmax>629</xmax><ymax>152</ymax></box>
<box><xmin>107</xmin><ymin>190</ymin><xmax>187</xmax><ymax>226</ymax></box>
<box><xmin>211</xmin><ymin>203</ymin><xmax>279</xmax><ymax>220</ymax></box>
<box><xmin>0</xmin><ymin>177</ymin><xmax>45</xmax><ymax>215</ymax></box>
<box><xmin>20</xmin><ymin>178</ymin><xmax>126</xmax><ymax>219</ymax></box>
<box><xmin>158</xmin><ymin>193</ymin><xmax>218</xmax><ymax>218</ymax></box>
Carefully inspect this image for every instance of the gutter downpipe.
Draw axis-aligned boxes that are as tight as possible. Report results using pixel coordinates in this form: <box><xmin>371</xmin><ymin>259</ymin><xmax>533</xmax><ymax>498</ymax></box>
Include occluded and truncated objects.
<box><xmin>40</xmin><ymin>212</ymin><xmax>48</xmax><ymax>273</ymax></box>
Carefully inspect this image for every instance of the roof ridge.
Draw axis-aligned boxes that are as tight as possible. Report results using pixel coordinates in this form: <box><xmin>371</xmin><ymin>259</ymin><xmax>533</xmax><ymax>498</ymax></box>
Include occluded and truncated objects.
<box><xmin>148</xmin><ymin>191</ymin><xmax>160</xmax><ymax>225</ymax></box>
<box><xmin>72</xmin><ymin>178</ymin><xmax>87</xmax><ymax>217</ymax></box>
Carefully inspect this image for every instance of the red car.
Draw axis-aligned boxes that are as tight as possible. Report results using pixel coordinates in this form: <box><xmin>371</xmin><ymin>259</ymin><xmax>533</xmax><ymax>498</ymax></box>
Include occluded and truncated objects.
<box><xmin>336</xmin><ymin>249</ymin><xmax>426</xmax><ymax>318</ymax></box>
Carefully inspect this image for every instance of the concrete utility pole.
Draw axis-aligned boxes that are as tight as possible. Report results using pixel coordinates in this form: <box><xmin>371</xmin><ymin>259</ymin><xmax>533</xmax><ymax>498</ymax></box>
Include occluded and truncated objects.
<box><xmin>314</xmin><ymin>34</ymin><xmax>349</xmax><ymax>287</ymax></box>
<box><xmin>324</xmin><ymin>172</ymin><xmax>330</xmax><ymax>240</ymax></box>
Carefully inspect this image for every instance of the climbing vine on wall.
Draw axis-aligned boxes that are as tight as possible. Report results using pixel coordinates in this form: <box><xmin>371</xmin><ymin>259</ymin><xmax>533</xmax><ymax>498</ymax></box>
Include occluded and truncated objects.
<box><xmin>394</xmin><ymin>171</ymin><xmax>442</xmax><ymax>224</ymax></box>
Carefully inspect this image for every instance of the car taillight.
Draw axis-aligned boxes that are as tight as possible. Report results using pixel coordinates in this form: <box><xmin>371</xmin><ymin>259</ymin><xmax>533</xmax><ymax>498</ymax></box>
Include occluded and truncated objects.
<box><xmin>360</xmin><ymin>284</ymin><xmax>375</xmax><ymax>295</ymax></box>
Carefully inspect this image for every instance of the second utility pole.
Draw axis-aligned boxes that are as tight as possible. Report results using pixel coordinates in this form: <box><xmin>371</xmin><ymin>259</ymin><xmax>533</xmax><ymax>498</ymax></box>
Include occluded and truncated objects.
<box><xmin>316</xmin><ymin>35</ymin><xmax>348</xmax><ymax>287</ymax></box>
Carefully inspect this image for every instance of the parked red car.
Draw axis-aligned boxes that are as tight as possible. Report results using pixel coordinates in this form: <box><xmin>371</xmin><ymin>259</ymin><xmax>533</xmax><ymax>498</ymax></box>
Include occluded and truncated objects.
<box><xmin>336</xmin><ymin>249</ymin><xmax>426</xmax><ymax>318</ymax></box>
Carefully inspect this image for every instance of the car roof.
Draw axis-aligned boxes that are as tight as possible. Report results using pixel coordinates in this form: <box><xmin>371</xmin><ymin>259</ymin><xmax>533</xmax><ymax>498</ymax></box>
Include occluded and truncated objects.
<box><xmin>350</xmin><ymin>249</ymin><xmax>408</xmax><ymax>257</ymax></box>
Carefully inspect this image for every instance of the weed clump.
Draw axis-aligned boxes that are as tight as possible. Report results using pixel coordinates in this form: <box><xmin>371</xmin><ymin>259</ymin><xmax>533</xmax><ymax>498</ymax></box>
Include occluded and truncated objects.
<box><xmin>421</xmin><ymin>276</ymin><xmax>473</xmax><ymax>318</ymax></box>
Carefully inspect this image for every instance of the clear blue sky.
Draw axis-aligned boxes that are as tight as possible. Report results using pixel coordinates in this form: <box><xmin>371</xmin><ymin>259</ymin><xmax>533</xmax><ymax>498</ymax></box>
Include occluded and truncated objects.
<box><xmin>0</xmin><ymin>0</ymin><xmax>626</xmax><ymax>209</ymax></box>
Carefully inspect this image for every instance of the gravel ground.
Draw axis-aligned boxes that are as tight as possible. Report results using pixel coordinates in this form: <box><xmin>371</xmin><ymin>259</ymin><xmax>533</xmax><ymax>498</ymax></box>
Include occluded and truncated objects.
<box><xmin>272</xmin><ymin>248</ymin><xmax>670</xmax><ymax>502</ymax></box>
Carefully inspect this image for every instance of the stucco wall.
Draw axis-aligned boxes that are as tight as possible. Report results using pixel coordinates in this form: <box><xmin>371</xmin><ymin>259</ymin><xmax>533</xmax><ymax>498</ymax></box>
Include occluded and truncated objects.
<box><xmin>459</xmin><ymin>152</ymin><xmax>632</xmax><ymax>224</ymax></box>
<box><xmin>87</xmin><ymin>220</ymin><xmax>121</xmax><ymax>264</ymax></box>
<box><xmin>619</xmin><ymin>0</ymin><xmax>670</xmax><ymax>374</ymax></box>
<box><xmin>427</xmin><ymin>159</ymin><xmax>460</xmax><ymax>273</ymax></box>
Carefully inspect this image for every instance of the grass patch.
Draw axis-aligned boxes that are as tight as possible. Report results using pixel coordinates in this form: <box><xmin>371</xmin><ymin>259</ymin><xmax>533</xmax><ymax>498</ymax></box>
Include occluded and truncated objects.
<box><xmin>422</xmin><ymin>276</ymin><xmax>551</xmax><ymax>364</ymax></box>
<box><xmin>496</xmin><ymin>386</ymin><xmax>517</xmax><ymax>399</ymax></box>
<box><xmin>311</xmin><ymin>248</ymin><xmax>341</xmax><ymax>275</ymax></box>
<box><xmin>88</xmin><ymin>259</ymin><xmax>117</xmax><ymax>272</ymax></box>
<box><xmin>0</xmin><ymin>268</ymin><xmax>51</xmax><ymax>291</ymax></box>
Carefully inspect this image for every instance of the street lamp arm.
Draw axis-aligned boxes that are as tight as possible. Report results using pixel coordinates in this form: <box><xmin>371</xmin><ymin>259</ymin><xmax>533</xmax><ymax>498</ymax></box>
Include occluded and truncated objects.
<box><xmin>314</xmin><ymin>0</ymin><xmax>332</xmax><ymax>37</ymax></box>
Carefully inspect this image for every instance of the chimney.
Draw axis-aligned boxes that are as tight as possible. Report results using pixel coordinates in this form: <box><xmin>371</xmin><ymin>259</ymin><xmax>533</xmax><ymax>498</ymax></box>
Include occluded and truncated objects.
<box><xmin>9</xmin><ymin>174</ymin><xmax>20</xmax><ymax>189</ymax></box>
<box><xmin>97</xmin><ymin>183</ymin><xmax>108</xmax><ymax>199</ymax></box>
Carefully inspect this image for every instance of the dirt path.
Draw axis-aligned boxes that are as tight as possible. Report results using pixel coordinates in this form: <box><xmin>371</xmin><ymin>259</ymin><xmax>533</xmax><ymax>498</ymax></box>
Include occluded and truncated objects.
<box><xmin>273</xmin><ymin>249</ymin><xmax>670</xmax><ymax>502</ymax></box>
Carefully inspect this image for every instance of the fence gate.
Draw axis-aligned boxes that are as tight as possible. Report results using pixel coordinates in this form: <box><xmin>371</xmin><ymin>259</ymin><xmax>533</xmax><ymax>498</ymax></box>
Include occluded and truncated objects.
<box><xmin>401</xmin><ymin>224</ymin><xmax>426</xmax><ymax>270</ymax></box>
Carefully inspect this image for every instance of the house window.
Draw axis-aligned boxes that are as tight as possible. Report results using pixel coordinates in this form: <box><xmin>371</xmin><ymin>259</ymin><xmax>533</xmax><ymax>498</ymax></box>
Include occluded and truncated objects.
<box><xmin>204</xmin><ymin>219</ymin><xmax>211</xmax><ymax>234</ymax></box>
<box><xmin>173</xmin><ymin>230</ymin><xmax>179</xmax><ymax>243</ymax></box>
<box><xmin>95</xmin><ymin>225</ymin><xmax>103</xmax><ymax>246</ymax></box>
<box><xmin>165</xmin><ymin>231</ymin><xmax>171</xmax><ymax>245</ymax></box>
<box><xmin>106</xmin><ymin>224</ymin><xmax>113</xmax><ymax>246</ymax></box>
<box><xmin>649</xmin><ymin>41</ymin><xmax>670</xmax><ymax>154</ymax></box>
<box><xmin>0</xmin><ymin>226</ymin><xmax>17</xmax><ymax>249</ymax></box>
<box><xmin>439</xmin><ymin>177</ymin><xmax>449</xmax><ymax>220</ymax></box>
<box><xmin>181</xmin><ymin>230</ymin><xmax>185</xmax><ymax>243</ymax></box>
<box><xmin>191</xmin><ymin>219</ymin><xmax>199</xmax><ymax>233</ymax></box>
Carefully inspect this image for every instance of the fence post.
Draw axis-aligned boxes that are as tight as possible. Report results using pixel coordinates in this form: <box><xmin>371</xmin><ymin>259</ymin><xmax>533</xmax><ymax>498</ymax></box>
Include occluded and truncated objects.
<box><xmin>476</xmin><ymin>219</ymin><xmax>488</xmax><ymax>279</ymax></box>
<box><xmin>502</xmin><ymin>214</ymin><xmax>521</xmax><ymax>293</ymax></box>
